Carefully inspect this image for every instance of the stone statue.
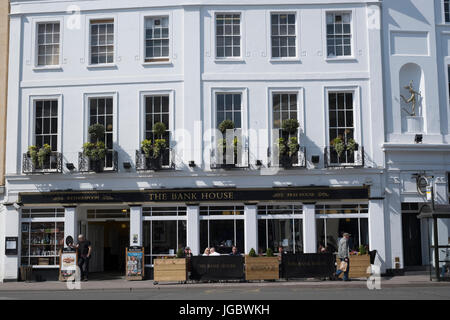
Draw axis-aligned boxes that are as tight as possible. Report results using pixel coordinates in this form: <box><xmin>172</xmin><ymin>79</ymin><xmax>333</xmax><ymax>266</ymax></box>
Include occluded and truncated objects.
<box><xmin>400</xmin><ymin>80</ymin><xmax>421</xmax><ymax>117</ymax></box>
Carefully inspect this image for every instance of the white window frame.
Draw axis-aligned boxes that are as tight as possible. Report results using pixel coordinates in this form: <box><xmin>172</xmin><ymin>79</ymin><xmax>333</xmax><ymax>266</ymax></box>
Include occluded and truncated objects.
<box><xmin>141</xmin><ymin>12</ymin><xmax>173</xmax><ymax>65</ymax></box>
<box><xmin>27</xmin><ymin>94</ymin><xmax>63</xmax><ymax>153</ymax></box>
<box><xmin>86</xmin><ymin>15</ymin><xmax>117</xmax><ymax>68</ymax></box>
<box><xmin>83</xmin><ymin>92</ymin><xmax>118</xmax><ymax>168</ymax></box>
<box><xmin>268</xmin><ymin>11</ymin><xmax>301</xmax><ymax>62</ymax></box>
<box><xmin>444</xmin><ymin>0</ymin><xmax>450</xmax><ymax>23</ymax></box>
<box><xmin>323</xmin><ymin>86</ymin><xmax>362</xmax><ymax>151</ymax></box>
<box><xmin>323</xmin><ymin>9</ymin><xmax>356</xmax><ymax>61</ymax></box>
<box><xmin>213</xmin><ymin>10</ymin><xmax>245</xmax><ymax>62</ymax></box>
<box><xmin>31</xmin><ymin>17</ymin><xmax>63</xmax><ymax>70</ymax></box>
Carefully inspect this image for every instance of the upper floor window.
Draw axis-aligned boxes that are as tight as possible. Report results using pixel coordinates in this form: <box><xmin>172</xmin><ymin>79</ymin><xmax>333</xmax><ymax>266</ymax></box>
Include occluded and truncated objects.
<box><xmin>445</xmin><ymin>1</ymin><xmax>450</xmax><ymax>22</ymax></box>
<box><xmin>89</xmin><ymin>97</ymin><xmax>114</xmax><ymax>167</ymax></box>
<box><xmin>271</xmin><ymin>13</ymin><xmax>296</xmax><ymax>58</ymax></box>
<box><xmin>217</xmin><ymin>93</ymin><xmax>242</xmax><ymax>128</ymax></box>
<box><xmin>35</xmin><ymin>100</ymin><xmax>58</xmax><ymax>151</ymax></box>
<box><xmin>145</xmin><ymin>95</ymin><xmax>170</xmax><ymax>165</ymax></box>
<box><xmin>326</xmin><ymin>12</ymin><xmax>352</xmax><ymax>57</ymax></box>
<box><xmin>37</xmin><ymin>22</ymin><xmax>60</xmax><ymax>66</ymax></box>
<box><xmin>216</xmin><ymin>14</ymin><xmax>241</xmax><ymax>58</ymax></box>
<box><xmin>145</xmin><ymin>17</ymin><xmax>170</xmax><ymax>62</ymax></box>
<box><xmin>90</xmin><ymin>19</ymin><xmax>114</xmax><ymax>65</ymax></box>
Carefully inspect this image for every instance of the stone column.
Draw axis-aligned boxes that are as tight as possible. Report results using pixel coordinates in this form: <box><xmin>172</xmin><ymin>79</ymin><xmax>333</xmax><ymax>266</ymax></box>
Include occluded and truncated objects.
<box><xmin>187</xmin><ymin>205</ymin><xmax>200</xmax><ymax>255</ymax></box>
<box><xmin>129</xmin><ymin>206</ymin><xmax>143</xmax><ymax>246</ymax></box>
<box><xmin>302</xmin><ymin>203</ymin><xmax>317</xmax><ymax>253</ymax></box>
<box><xmin>64</xmin><ymin>206</ymin><xmax>78</xmax><ymax>247</ymax></box>
<box><xmin>2</xmin><ymin>204</ymin><xmax>20</xmax><ymax>281</ymax></box>
<box><xmin>369</xmin><ymin>199</ymin><xmax>387</xmax><ymax>273</ymax></box>
<box><xmin>244</xmin><ymin>205</ymin><xmax>258</xmax><ymax>255</ymax></box>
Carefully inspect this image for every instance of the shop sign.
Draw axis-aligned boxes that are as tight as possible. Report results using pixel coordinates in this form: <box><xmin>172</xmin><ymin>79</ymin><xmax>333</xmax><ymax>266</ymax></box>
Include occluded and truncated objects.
<box><xmin>126</xmin><ymin>247</ymin><xmax>144</xmax><ymax>280</ymax></box>
<box><xmin>281</xmin><ymin>253</ymin><xmax>335</xmax><ymax>279</ymax></box>
<box><xmin>190</xmin><ymin>256</ymin><xmax>245</xmax><ymax>281</ymax></box>
<box><xmin>19</xmin><ymin>187</ymin><xmax>369</xmax><ymax>204</ymax></box>
<box><xmin>59</xmin><ymin>248</ymin><xmax>78</xmax><ymax>281</ymax></box>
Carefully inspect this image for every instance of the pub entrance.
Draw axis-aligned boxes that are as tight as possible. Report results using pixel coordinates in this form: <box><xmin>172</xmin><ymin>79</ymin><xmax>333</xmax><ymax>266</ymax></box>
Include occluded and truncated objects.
<box><xmin>86</xmin><ymin>209</ymin><xmax>130</xmax><ymax>278</ymax></box>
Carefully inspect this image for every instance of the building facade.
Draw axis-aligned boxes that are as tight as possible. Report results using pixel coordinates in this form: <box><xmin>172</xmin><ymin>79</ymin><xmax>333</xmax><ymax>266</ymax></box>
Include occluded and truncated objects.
<box><xmin>381</xmin><ymin>0</ymin><xmax>450</xmax><ymax>271</ymax></box>
<box><xmin>0</xmin><ymin>0</ymin><xmax>10</xmax><ymax>281</ymax></box>
<box><xmin>2</xmin><ymin>0</ymin><xmax>388</xmax><ymax>281</ymax></box>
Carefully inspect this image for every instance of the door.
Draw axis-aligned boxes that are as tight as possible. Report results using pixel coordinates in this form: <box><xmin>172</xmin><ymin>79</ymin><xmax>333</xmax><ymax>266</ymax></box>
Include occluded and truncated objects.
<box><xmin>402</xmin><ymin>212</ymin><xmax>422</xmax><ymax>266</ymax></box>
<box><xmin>88</xmin><ymin>224</ymin><xmax>104</xmax><ymax>272</ymax></box>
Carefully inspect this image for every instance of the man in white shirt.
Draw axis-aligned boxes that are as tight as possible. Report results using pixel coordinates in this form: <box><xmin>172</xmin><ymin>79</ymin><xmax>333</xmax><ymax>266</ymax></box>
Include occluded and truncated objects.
<box><xmin>209</xmin><ymin>247</ymin><xmax>221</xmax><ymax>256</ymax></box>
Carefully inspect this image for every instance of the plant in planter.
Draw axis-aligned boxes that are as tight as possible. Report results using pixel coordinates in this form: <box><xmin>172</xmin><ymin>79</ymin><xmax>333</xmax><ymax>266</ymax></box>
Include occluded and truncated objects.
<box><xmin>245</xmin><ymin>248</ymin><xmax>279</xmax><ymax>281</ymax></box>
<box><xmin>331</xmin><ymin>137</ymin><xmax>346</xmax><ymax>158</ymax></box>
<box><xmin>83</xmin><ymin>124</ymin><xmax>107</xmax><ymax>172</ymax></box>
<box><xmin>346</xmin><ymin>138</ymin><xmax>359</xmax><ymax>153</ymax></box>
<box><xmin>154</xmin><ymin>248</ymin><xmax>188</xmax><ymax>283</ymax></box>
<box><xmin>28</xmin><ymin>145</ymin><xmax>39</xmax><ymax>167</ymax></box>
<box><xmin>37</xmin><ymin>144</ymin><xmax>52</xmax><ymax>168</ymax></box>
<box><xmin>141</xmin><ymin>139</ymin><xmax>153</xmax><ymax>159</ymax></box>
<box><xmin>176</xmin><ymin>248</ymin><xmax>184</xmax><ymax>258</ymax></box>
<box><xmin>217</xmin><ymin>120</ymin><xmax>239</xmax><ymax>167</ymax></box>
<box><xmin>281</xmin><ymin>118</ymin><xmax>299</xmax><ymax>136</ymax></box>
<box><xmin>266</xmin><ymin>248</ymin><xmax>274</xmax><ymax>257</ymax></box>
<box><xmin>248</xmin><ymin>248</ymin><xmax>258</xmax><ymax>257</ymax></box>
<box><xmin>140</xmin><ymin>122</ymin><xmax>168</xmax><ymax>170</ymax></box>
<box><xmin>276</xmin><ymin>119</ymin><xmax>300</xmax><ymax>167</ymax></box>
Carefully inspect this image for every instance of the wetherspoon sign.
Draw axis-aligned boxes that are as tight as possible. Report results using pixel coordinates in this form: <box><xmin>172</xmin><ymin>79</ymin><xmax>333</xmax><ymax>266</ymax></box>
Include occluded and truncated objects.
<box><xmin>19</xmin><ymin>187</ymin><xmax>369</xmax><ymax>205</ymax></box>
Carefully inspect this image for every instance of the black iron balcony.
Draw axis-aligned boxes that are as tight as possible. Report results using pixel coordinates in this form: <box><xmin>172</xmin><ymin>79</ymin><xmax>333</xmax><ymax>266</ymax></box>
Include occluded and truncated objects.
<box><xmin>78</xmin><ymin>150</ymin><xmax>118</xmax><ymax>173</ymax></box>
<box><xmin>210</xmin><ymin>145</ymin><xmax>249</xmax><ymax>169</ymax></box>
<box><xmin>135</xmin><ymin>148</ymin><xmax>175</xmax><ymax>171</ymax></box>
<box><xmin>268</xmin><ymin>146</ymin><xmax>307</xmax><ymax>169</ymax></box>
<box><xmin>22</xmin><ymin>152</ymin><xmax>63</xmax><ymax>174</ymax></box>
<box><xmin>324</xmin><ymin>146</ymin><xmax>364</xmax><ymax>168</ymax></box>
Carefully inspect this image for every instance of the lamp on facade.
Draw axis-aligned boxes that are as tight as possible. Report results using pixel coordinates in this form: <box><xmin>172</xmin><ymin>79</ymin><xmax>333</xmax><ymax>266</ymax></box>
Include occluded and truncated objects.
<box><xmin>414</xmin><ymin>134</ymin><xmax>423</xmax><ymax>144</ymax></box>
<box><xmin>311</xmin><ymin>155</ymin><xmax>320</xmax><ymax>165</ymax></box>
<box><xmin>256</xmin><ymin>160</ymin><xmax>262</xmax><ymax>167</ymax></box>
<box><xmin>189</xmin><ymin>160</ymin><xmax>196</xmax><ymax>167</ymax></box>
<box><xmin>123</xmin><ymin>162</ymin><xmax>132</xmax><ymax>169</ymax></box>
<box><xmin>66</xmin><ymin>163</ymin><xmax>75</xmax><ymax>171</ymax></box>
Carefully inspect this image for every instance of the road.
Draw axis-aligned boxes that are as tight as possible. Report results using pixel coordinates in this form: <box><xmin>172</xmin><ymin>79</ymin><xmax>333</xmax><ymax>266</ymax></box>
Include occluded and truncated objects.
<box><xmin>1</xmin><ymin>285</ymin><xmax>450</xmax><ymax>300</ymax></box>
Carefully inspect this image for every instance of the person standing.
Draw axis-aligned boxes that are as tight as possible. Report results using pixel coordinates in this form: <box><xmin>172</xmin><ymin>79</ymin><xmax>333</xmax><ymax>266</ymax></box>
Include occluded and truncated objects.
<box><xmin>335</xmin><ymin>232</ymin><xmax>351</xmax><ymax>281</ymax></box>
<box><xmin>76</xmin><ymin>234</ymin><xmax>92</xmax><ymax>281</ymax></box>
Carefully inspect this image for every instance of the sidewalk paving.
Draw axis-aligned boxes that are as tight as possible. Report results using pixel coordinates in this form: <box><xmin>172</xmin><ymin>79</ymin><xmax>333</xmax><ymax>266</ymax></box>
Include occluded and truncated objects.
<box><xmin>0</xmin><ymin>275</ymin><xmax>449</xmax><ymax>292</ymax></box>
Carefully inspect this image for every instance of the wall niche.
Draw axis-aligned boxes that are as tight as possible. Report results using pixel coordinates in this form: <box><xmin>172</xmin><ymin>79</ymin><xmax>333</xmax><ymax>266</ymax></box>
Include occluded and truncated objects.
<box><xmin>399</xmin><ymin>63</ymin><xmax>424</xmax><ymax>133</ymax></box>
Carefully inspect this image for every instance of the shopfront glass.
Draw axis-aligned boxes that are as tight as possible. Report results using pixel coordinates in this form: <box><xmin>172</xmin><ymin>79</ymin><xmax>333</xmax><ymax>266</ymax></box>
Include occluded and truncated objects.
<box><xmin>143</xmin><ymin>207</ymin><xmax>187</xmax><ymax>266</ymax></box>
<box><xmin>21</xmin><ymin>208</ymin><xmax>65</xmax><ymax>267</ymax></box>
<box><xmin>200</xmin><ymin>206</ymin><xmax>244</xmax><ymax>254</ymax></box>
<box><xmin>316</xmin><ymin>204</ymin><xmax>369</xmax><ymax>253</ymax></box>
<box><xmin>257</xmin><ymin>205</ymin><xmax>303</xmax><ymax>254</ymax></box>
<box><xmin>427</xmin><ymin>218</ymin><xmax>450</xmax><ymax>280</ymax></box>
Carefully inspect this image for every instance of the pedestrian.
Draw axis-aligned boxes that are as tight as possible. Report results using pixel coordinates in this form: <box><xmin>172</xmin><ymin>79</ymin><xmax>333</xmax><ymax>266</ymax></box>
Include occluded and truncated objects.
<box><xmin>75</xmin><ymin>234</ymin><xmax>92</xmax><ymax>281</ymax></box>
<box><xmin>335</xmin><ymin>232</ymin><xmax>351</xmax><ymax>281</ymax></box>
<box><xmin>184</xmin><ymin>246</ymin><xmax>192</xmax><ymax>258</ymax></box>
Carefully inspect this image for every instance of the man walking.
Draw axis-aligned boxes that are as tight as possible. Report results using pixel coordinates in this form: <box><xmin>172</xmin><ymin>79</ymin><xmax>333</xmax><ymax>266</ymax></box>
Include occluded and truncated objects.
<box><xmin>76</xmin><ymin>234</ymin><xmax>92</xmax><ymax>281</ymax></box>
<box><xmin>335</xmin><ymin>232</ymin><xmax>351</xmax><ymax>281</ymax></box>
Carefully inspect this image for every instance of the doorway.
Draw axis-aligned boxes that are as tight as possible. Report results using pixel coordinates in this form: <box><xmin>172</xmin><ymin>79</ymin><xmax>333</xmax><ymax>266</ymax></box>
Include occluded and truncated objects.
<box><xmin>402</xmin><ymin>203</ymin><xmax>422</xmax><ymax>267</ymax></box>
<box><xmin>88</xmin><ymin>221</ymin><xmax>130</xmax><ymax>275</ymax></box>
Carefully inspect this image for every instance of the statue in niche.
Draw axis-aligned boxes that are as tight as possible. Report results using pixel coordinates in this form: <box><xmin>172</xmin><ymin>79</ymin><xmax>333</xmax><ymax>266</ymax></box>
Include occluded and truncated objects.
<box><xmin>400</xmin><ymin>80</ymin><xmax>421</xmax><ymax>117</ymax></box>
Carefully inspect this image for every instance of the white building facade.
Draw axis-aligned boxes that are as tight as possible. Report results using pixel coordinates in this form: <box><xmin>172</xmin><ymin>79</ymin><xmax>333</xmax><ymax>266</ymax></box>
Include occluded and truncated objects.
<box><xmin>0</xmin><ymin>0</ymin><xmax>389</xmax><ymax>281</ymax></box>
<box><xmin>381</xmin><ymin>0</ymin><xmax>450</xmax><ymax>272</ymax></box>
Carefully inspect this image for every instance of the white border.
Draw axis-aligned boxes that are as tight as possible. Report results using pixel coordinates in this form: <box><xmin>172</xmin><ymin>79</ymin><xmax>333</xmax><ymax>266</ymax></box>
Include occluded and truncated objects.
<box><xmin>31</xmin><ymin>16</ymin><xmax>64</xmax><ymax>70</ymax></box>
<box><xmin>140</xmin><ymin>11</ymin><xmax>173</xmax><ymax>65</ymax></box>
<box><xmin>322</xmin><ymin>9</ymin><xmax>357</xmax><ymax>62</ymax></box>
<box><xmin>267</xmin><ymin>10</ymin><xmax>301</xmax><ymax>62</ymax></box>
<box><xmin>212</xmin><ymin>10</ymin><xmax>245</xmax><ymax>62</ymax></box>
<box><xmin>85</xmin><ymin>14</ymin><xmax>118</xmax><ymax>68</ymax></box>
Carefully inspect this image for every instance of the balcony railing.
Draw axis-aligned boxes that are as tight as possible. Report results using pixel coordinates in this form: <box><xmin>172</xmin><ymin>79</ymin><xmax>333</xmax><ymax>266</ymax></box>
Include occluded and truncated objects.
<box><xmin>210</xmin><ymin>145</ymin><xmax>249</xmax><ymax>169</ymax></box>
<box><xmin>78</xmin><ymin>150</ymin><xmax>118</xmax><ymax>173</ymax></box>
<box><xmin>22</xmin><ymin>152</ymin><xmax>63</xmax><ymax>174</ymax></box>
<box><xmin>324</xmin><ymin>146</ymin><xmax>364</xmax><ymax>168</ymax></box>
<box><xmin>135</xmin><ymin>148</ymin><xmax>175</xmax><ymax>171</ymax></box>
<box><xmin>268</xmin><ymin>146</ymin><xmax>306</xmax><ymax>169</ymax></box>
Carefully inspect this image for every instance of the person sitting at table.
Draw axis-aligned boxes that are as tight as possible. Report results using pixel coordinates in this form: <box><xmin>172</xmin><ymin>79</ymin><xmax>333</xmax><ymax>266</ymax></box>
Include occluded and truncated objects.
<box><xmin>229</xmin><ymin>246</ymin><xmax>240</xmax><ymax>256</ymax></box>
<box><xmin>209</xmin><ymin>247</ymin><xmax>221</xmax><ymax>256</ymax></box>
<box><xmin>202</xmin><ymin>247</ymin><xmax>210</xmax><ymax>256</ymax></box>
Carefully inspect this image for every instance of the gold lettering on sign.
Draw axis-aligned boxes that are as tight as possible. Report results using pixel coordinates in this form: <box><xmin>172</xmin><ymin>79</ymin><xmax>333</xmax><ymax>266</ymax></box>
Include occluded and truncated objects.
<box><xmin>148</xmin><ymin>193</ymin><xmax>168</xmax><ymax>201</ymax></box>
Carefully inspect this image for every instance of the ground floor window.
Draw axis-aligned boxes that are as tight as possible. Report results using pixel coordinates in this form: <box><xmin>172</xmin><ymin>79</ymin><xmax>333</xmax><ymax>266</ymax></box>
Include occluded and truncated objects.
<box><xmin>257</xmin><ymin>205</ymin><xmax>303</xmax><ymax>254</ymax></box>
<box><xmin>143</xmin><ymin>206</ymin><xmax>187</xmax><ymax>266</ymax></box>
<box><xmin>21</xmin><ymin>208</ymin><xmax>65</xmax><ymax>266</ymax></box>
<box><xmin>315</xmin><ymin>204</ymin><xmax>369</xmax><ymax>253</ymax></box>
<box><xmin>200</xmin><ymin>206</ymin><xmax>245</xmax><ymax>254</ymax></box>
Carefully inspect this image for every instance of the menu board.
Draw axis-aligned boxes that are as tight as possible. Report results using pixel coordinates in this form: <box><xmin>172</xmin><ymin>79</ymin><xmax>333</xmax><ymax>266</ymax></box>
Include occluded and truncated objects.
<box><xmin>59</xmin><ymin>248</ymin><xmax>78</xmax><ymax>281</ymax></box>
<box><xmin>126</xmin><ymin>247</ymin><xmax>144</xmax><ymax>280</ymax></box>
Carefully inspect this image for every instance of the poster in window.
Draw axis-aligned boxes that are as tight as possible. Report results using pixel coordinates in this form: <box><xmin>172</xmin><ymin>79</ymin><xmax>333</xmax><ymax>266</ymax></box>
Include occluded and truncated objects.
<box><xmin>126</xmin><ymin>247</ymin><xmax>144</xmax><ymax>280</ymax></box>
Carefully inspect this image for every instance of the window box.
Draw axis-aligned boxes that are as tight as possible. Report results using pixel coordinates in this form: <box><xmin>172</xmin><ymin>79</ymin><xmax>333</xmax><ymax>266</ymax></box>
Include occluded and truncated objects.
<box><xmin>78</xmin><ymin>150</ymin><xmax>118</xmax><ymax>173</ymax></box>
<box><xmin>135</xmin><ymin>149</ymin><xmax>174</xmax><ymax>171</ymax></box>
<box><xmin>245</xmin><ymin>256</ymin><xmax>279</xmax><ymax>281</ymax></box>
<box><xmin>269</xmin><ymin>146</ymin><xmax>306</xmax><ymax>169</ymax></box>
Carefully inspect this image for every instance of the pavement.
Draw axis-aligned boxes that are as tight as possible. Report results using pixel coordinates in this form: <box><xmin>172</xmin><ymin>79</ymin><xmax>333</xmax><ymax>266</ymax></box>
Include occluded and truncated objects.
<box><xmin>0</xmin><ymin>274</ymin><xmax>449</xmax><ymax>292</ymax></box>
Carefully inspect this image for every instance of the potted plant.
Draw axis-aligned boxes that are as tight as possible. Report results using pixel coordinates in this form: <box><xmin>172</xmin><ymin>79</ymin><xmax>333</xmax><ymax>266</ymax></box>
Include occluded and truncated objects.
<box><xmin>83</xmin><ymin>124</ymin><xmax>107</xmax><ymax>173</ymax></box>
<box><xmin>27</xmin><ymin>145</ymin><xmax>39</xmax><ymax>168</ymax></box>
<box><xmin>275</xmin><ymin>119</ymin><xmax>300</xmax><ymax>168</ymax></box>
<box><xmin>217</xmin><ymin>120</ymin><xmax>239</xmax><ymax>168</ymax></box>
<box><xmin>245</xmin><ymin>248</ymin><xmax>279</xmax><ymax>281</ymax></box>
<box><xmin>37</xmin><ymin>144</ymin><xmax>52</xmax><ymax>168</ymax></box>
<box><xmin>281</xmin><ymin>118</ymin><xmax>299</xmax><ymax>136</ymax></box>
<box><xmin>331</xmin><ymin>137</ymin><xmax>346</xmax><ymax>158</ymax></box>
<box><xmin>140</xmin><ymin>122</ymin><xmax>168</xmax><ymax>170</ymax></box>
<box><xmin>153</xmin><ymin>248</ymin><xmax>188</xmax><ymax>284</ymax></box>
<box><xmin>346</xmin><ymin>138</ymin><xmax>359</xmax><ymax>153</ymax></box>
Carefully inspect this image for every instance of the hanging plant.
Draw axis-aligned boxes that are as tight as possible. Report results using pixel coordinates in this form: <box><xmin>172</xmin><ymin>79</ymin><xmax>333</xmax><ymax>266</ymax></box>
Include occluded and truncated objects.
<box><xmin>331</xmin><ymin>137</ymin><xmax>346</xmax><ymax>157</ymax></box>
<box><xmin>37</xmin><ymin>144</ymin><xmax>52</xmax><ymax>168</ymax></box>
<box><xmin>281</xmin><ymin>118</ymin><xmax>300</xmax><ymax>135</ymax></box>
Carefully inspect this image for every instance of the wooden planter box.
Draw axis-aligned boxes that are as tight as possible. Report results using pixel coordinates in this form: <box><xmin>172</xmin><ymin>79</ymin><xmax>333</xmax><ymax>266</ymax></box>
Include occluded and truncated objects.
<box><xmin>245</xmin><ymin>256</ymin><xmax>279</xmax><ymax>281</ymax></box>
<box><xmin>336</xmin><ymin>255</ymin><xmax>371</xmax><ymax>278</ymax></box>
<box><xmin>153</xmin><ymin>258</ymin><xmax>187</xmax><ymax>283</ymax></box>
